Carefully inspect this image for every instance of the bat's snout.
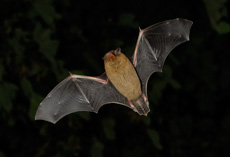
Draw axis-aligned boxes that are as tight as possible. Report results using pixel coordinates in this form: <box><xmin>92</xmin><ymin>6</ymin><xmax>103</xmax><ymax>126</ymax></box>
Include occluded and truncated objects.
<box><xmin>103</xmin><ymin>48</ymin><xmax>122</xmax><ymax>62</ymax></box>
<box><xmin>103</xmin><ymin>52</ymin><xmax>115</xmax><ymax>62</ymax></box>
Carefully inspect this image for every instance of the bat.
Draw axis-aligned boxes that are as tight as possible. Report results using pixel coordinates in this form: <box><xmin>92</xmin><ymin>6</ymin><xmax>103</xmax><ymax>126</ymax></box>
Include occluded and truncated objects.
<box><xmin>35</xmin><ymin>18</ymin><xmax>193</xmax><ymax>124</ymax></box>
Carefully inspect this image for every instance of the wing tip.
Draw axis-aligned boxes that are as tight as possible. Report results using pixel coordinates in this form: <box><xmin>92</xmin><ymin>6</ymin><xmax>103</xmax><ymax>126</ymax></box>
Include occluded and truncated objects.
<box><xmin>176</xmin><ymin>18</ymin><xmax>193</xmax><ymax>24</ymax></box>
<box><xmin>178</xmin><ymin>18</ymin><xmax>193</xmax><ymax>42</ymax></box>
<box><xmin>35</xmin><ymin>116</ymin><xmax>57</xmax><ymax>124</ymax></box>
<box><xmin>35</xmin><ymin>108</ymin><xmax>58</xmax><ymax>124</ymax></box>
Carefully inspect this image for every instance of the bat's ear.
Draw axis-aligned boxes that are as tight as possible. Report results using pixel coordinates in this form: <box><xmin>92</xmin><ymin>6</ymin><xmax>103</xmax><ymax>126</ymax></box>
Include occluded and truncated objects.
<box><xmin>114</xmin><ymin>48</ymin><xmax>121</xmax><ymax>55</ymax></box>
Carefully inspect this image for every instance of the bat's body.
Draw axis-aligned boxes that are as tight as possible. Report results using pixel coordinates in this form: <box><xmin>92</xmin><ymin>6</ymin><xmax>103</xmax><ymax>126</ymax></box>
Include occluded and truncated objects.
<box><xmin>35</xmin><ymin>18</ymin><xmax>193</xmax><ymax>124</ymax></box>
<box><xmin>104</xmin><ymin>49</ymin><xmax>149</xmax><ymax>115</ymax></box>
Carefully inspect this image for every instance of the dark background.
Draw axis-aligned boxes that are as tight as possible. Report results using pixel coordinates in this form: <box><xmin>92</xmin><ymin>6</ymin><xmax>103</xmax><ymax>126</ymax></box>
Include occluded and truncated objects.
<box><xmin>0</xmin><ymin>0</ymin><xmax>229</xmax><ymax>156</ymax></box>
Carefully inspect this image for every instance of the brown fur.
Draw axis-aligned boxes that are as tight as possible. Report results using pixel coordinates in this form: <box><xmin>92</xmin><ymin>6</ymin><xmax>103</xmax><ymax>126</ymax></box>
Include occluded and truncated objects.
<box><xmin>104</xmin><ymin>52</ymin><xmax>141</xmax><ymax>100</ymax></box>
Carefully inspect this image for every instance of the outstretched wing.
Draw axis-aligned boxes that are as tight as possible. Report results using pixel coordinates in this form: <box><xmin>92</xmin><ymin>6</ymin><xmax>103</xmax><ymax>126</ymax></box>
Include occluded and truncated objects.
<box><xmin>35</xmin><ymin>73</ymin><xmax>129</xmax><ymax>124</ymax></box>
<box><xmin>132</xmin><ymin>18</ymin><xmax>193</xmax><ymax>96</ymax></box>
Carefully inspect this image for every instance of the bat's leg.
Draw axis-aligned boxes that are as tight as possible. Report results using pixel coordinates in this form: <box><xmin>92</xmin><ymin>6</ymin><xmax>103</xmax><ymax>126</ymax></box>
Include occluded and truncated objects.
<box><xmin>129</xmin><ymin>94</ymin><xmax>150</xmax><ymax>116</ymax></box>
<box><xmin>141</xmin><ymin>93</ymin><xmax>149</xmax><ymax>107</ymax></box>
<box><xmin>128</xmin><ymin>99</ymin><xmax>138</xmax><ymax>112</ymax></box>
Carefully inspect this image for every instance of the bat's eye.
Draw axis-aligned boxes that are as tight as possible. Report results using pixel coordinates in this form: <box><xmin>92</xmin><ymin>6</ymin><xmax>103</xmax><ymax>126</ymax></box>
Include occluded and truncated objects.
<box><xmin>114</xmin><ymin>48</ymin><xmax>121</xmax><ymax>56</ymax></box>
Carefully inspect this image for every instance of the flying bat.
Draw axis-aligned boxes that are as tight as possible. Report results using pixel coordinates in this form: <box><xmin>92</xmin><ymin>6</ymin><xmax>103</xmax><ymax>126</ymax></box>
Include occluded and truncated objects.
<box><xmin>35</xmin><ymin>18</ymin><xmax>193</xmax><ymax>124</ymax></box>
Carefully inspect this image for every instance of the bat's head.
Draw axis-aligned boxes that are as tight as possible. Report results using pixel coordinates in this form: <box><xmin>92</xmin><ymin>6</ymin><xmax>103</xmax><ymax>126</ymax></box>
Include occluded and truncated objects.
<box><xmin>104</xmin><ymin>48</ymin><xmax>128</xmax><ymax>71</ymax></box>
<box><xmin>103</xmin><ymin>48</ymin><xmax>121</xmax><ymax>62</ymax></box>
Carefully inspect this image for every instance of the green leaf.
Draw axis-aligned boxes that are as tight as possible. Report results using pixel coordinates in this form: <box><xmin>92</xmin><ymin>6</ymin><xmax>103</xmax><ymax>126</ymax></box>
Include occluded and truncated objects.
<box><xmin>33</xmin><ymin>22</ymin><xmax>63</xmax><ymax>80</ymax></box>
<box><xmin>142</xmin><ymin>116</ymin><xmax>151</xmax><ymax>126</ymax></box>
<box><xmin>203</xmin><ymin>0</ymin><xmax>230</xmax><ymax>34</ymax></box>
<box><xmin>102</xmin><ymin>118</ymin><xmax>116</xmax><ymax>140</ymax></box>
<box><xmin>29</xmin><ymin>93</ymin><xmax>43</xmax><ymax>120</ymax></box>
<box><xmin>90</xmin><ymin>137</ymin><xmax>104</xmax><ymax>157</ymax></box>
<box><xmin>20</xmin><ymin>77</ymin><xmax>43</xmax><ymax>120</ymax></box>
<box><xmin>77</xmin><ymin>112</ymin><xmax>91</xmax><ymax>121</ymax></box>
<box><xmin>147</xmin><ymin>129</ymin><xmax>162</xmax><ymax>150</ymax></box>
<box><xmin>0</xmin><ymin>60</ymin><xmax>5</xmax><ymax>81</ymax></box>
<box><xmin>20</xmin><ymin>77</ymin><xmax>34</xmax><ymax>98</ymax></box>
<box><xmin>8</xmin><ymin>28</ymin><xmax>27</xmax><ymax>65</ymax></box>
<box><xmin>150</xmin><ymin>79</ymin><xmax>167</xmax><ymax>103</ymax></box>
<box><xmin>0</xmin><ymin>82</ymin><xmax>18</xmax><ymax>112</ymax></box>
<box><xmin>33</xmin><ymin>23</ymin><xmax>59</xmax><ymax>58</ymax></box>
<box><xmin>169</xmin><ymin>79</ymin><xmax>181</xmax><ymax>89</ymax></box>
<box><xmin>118</xmin><ymin>13</ymin><xmax>138</xmax><ymax>28</ymax></box>
<box><xmin>8</xmin><ymin>28</ymin><xmax>27</xmax><ymax>54</ymax></box>
<box><xmin>0</xmin><ymin>152</ymin><xmax>5</xmax><ymax>157</ymax></box>
<box><xmin>33</xmin><ymin>0</ymin><xmax>61</xmax><ymax>25</ymax></box>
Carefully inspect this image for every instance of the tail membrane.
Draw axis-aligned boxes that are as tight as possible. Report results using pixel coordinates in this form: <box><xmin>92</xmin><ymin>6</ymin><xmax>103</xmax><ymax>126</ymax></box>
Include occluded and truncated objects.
<box><xmin>131</xmin><ymin>94</ymin><xmax>150</xmax><ymax>116</ymax></box>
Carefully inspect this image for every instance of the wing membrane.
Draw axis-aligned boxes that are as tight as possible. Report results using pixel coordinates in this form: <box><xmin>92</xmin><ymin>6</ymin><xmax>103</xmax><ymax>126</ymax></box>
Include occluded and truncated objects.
<box><xmin>35</xmin><ymin>73</ymin><xmax>129</xmax><ymax>123</ymax></box>
<box><xmin>133</xmin><ymin>18</ymin><xmax>193</xmax><ymax>96</ymax></box>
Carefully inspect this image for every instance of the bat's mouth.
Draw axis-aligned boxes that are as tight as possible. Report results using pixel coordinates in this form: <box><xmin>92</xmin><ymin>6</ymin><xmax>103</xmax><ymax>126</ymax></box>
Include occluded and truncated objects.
<box><xmin>103</xmin><ymin>48</ymin><xmax>121</xmax><ymax>62</ymax></box>
<box><xmin>103</xmin><ymin>52</ymin><xmax>115</xmax><ymax>62</ymax></box>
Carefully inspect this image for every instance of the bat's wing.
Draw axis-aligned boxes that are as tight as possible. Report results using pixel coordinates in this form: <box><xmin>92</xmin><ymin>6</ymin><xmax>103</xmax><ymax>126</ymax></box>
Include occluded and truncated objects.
<box><xmin>132</xmin><ymin>18</ymin><xmax>193</xmax><ymax>96</ymax></box>
<box><xmin>35</xmin><ymin>73</ymin><xmax>129</xmax><ymax>124</ymax></box>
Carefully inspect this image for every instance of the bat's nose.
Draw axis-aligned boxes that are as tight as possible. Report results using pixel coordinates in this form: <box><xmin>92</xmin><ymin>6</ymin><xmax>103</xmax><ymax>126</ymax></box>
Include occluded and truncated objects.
<box><xmin>103</xmin><ymin>52</ymin><xmax>115</xmax><ymax>62</ymax></box>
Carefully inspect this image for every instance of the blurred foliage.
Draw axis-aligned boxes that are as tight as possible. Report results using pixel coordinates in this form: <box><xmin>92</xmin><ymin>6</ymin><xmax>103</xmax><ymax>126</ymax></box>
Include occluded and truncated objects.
<box><xmin>203</xmin><ymin>0</ymin><xmax>230</xmax><ymax>34</ymax></box>
<box><xmin>0</xmin><ymin>0</ymin><xmax>230</xmax><ymax>156</ymax></box>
